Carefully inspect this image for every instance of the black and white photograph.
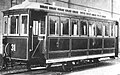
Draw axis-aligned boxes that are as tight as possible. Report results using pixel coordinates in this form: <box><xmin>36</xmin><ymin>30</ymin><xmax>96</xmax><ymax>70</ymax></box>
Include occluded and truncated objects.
<box><xmin>0</xmin><ymin>0</ymin><xmax>120</xmax><ymax>75</ymax></box>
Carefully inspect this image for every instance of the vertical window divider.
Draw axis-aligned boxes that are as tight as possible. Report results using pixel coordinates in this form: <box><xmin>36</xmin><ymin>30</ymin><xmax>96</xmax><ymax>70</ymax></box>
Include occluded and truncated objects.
<box><xmin>58</xmin><ymin>16</ymin><xmax>60</xmax><ymax>36</ymax></box>
<box><xmin>103</xmin><ymin>23</ymin><xmax>105</xmax><ymax>37</ymax></box>
<box><xmin>95</xmin><ymin>21</ymin><xmax>97</xmax><ymax>37</ymax></box>
<box><xmin>16</xmin><ymin>17</ymin><xmax>18</xmax><ymax>34</ymax></box>
<box><xmin>109</xmin><ymin>22</ymin><xmax>111</xmax><ymax>37</ymax></box>
<box><xmin>113</xmin><ymin>22</ymin><xmax>115</xmax><ymax>37</ymax></box>
<box><xmin>69</xmin><ymin>18</ymin><xmax>71</xmax><ymax>36</ymax></box>
<box><xmin>78</xmin><ymin>19</ymin><xmax>80</xmax><ymax>36</ymax></box>
<box><xmin>86</xmin><ymin>20</ymin><xmax>89</xmax><ymax>37</ymax></box>
<box><xmin>70</xmin><ymin>18</ymin><xmax>72</xmax><ymax>36</ymax></box>
<box><xmin>79</xmin><ymin>20</ymin><xmax>81</xmax><ymax>36</ymax></box>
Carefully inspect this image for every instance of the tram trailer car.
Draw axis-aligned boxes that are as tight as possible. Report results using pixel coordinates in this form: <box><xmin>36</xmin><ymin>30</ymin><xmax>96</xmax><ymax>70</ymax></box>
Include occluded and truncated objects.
<box><xmin>0</xmin><ymin>0</ymin><xmax>119</xmax><ymax>70</ymax></box>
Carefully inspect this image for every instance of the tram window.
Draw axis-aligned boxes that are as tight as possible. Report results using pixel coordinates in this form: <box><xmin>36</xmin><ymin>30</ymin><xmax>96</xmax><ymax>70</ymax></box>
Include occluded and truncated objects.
<box><xmin>60</xmin><ymin>17</ymin><xmax>69</xmax><ymax>35</ymax></box>
<box><xmin>49</xmin><ymin>16</ymin><xmax>59</xmax><ymax>35</ymax></box>
<box><xmin>104</xmin><ymin>23</ymin><xmax>110</xmax><ymax>36</ymax></box>
<box><xmin>21</xmin><ymin>15</ymin><xmax>28</xmax><ymax>34</ymax></box>
<box><xmin>3</xmin><ymin>16</ymin><xmax>8</xmax><ymax>34</ymax></box>
<box><xmin>110</xmin><ymin>22</ymin><xmax>114</xmax><ymax>37</ymax></box>
<box><xmin>71</xmin><ymin>19</ymin><xmax>79</xmax><ymax>36</ymax></box>
<box><xmin>33</xmin><ymin>21</ymin><xmax>39</xmax><ymax>35</ymax></box>
<box><xmin>115</xmin><ymin>25</ymin><xmax>117</xmax><ymax>37</ymax></box>
<box><xmin>39</xmin><ymin>20</ymin><xmax>45</xmax><ymax>34</ymax></box>
<box><xmin>96</xmin><ymin>22</ymin><xmax>102</xmax><ymax>36</ymax></box>
<box><xmin>33</xmin><ymin>16</ymin><xmax>45</xmax><ymax>35</ymax></box>
<box><xmin>10</xmin><ymin>16</ymin><xmax>19</xmax><ymax>34</ymax></box>
<box><xmin>80</xmin><ymin>21</ymin><xmax>88</xmax><ymax>35</ymax></box>
<box><xmin>89</xmin><ymin>21</ymin><xmax>96</xmax><ymax>36</ymax></box>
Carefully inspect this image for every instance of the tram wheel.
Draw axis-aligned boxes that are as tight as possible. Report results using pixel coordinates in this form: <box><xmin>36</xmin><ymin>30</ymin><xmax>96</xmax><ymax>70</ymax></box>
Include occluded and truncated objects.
<box><xmin>93</xmin><ymin>58</ymin><xmax>99</xmax><ymax>63</ymax></box>
<box><xmin>110</xmin><ymin>56</ymin><xmax>115</xmax><ymax>59</ymax></box>
<box><xmin>89</xmin><ymin>59</ymin><xmax>94</xmax><ymax>63</ymax></box>
<box><xmin>62</xmin><ymin>62</ymin><xmax>73</xmax><ymax>72</ymax></box>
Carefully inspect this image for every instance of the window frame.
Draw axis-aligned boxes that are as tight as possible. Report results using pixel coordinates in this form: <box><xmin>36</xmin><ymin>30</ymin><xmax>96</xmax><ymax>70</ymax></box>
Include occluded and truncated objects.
<box><xmin>60</xmin><ymin>16</ymin><xmax>70</xmax><ymax>36</ymax></box>
<box><xmin>96</xmin><ymin>21</ymin><xmax>103</xmax><ymax>37</ymax></box>
<box><xmin>80</xmin><ymin>20</ymin><xmax>88</xmax><ymax>37</ymax></box>
<box><xmin>71</xmin><ymin>18</ymin><xmax>80</xmax><ymax>36</ymax></box>
<box><xmin>49</xmin><ymin>15</ymin><xmax>60</xmax><ymax>36</ymax></box>
<box><xmin>114</xmin><ymin>23</ymin><xmax>118</xmax><ymax>37</ymax></box>
<box><xmin>109</xmin><ymin>22</ymin><xmax>115</xmax><ymax>37</ymax></box>
<box><xmin>8</xmin><ymin>15</ymin><xmax>20</xmax><ymax>36</ymax></box>
<box><xmin>103</xmin><ymin>22</ymin><xmax>110</xmax><ymax>37</ymax></box>
<box><xmin>33</xmin><ymin>20</ymin><xmax>39</xmax><ymax>35</ymax></box>
<box><xmin>3</xmin><ymin>16</ymin><xmax>9</xmax><ymax>36</ymax></box>
<box><xmin>38</xmin><ymin>15</ymin><xmax>46</xmax><ymax>36</ymax></box>
<box><xmin>88</xmin><ymin>20</ymin><xmax>96</xmax><ymax>37</ymax></box>
<box><xmin>20</xmin><ymin>14</ymin><xmax>29</xmax><ymax>36</ymax></box>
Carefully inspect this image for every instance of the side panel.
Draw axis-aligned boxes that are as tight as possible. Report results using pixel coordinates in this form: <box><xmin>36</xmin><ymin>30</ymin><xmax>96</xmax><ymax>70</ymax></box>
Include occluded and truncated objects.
<box><xmin>49</xmin><ymin>38</ymin><xmax>69</xmax><ymax>51</ymax></box>
<box><xmin>48</xmin><ymin>38</ymin><xmax>69</xmax><ymax>59</ymax></box>
<box><xmin>3</xmin><ymin>37</ymin><xmax>28</xmax><ymax>60</ymax></box>
<box><xmin>103</xmin><ymin>38</ymin><xmax>115</xmax><ymax>54</ymax></box>
<box><xmin>71</xmin><ymin>38</ymin><xmax>88</xmax><ymax>50</ymax></box>
<box><xmin>89</xmin><ymin>38</ymin><xmax>102</xmax><ymax>55</ymax></box>
<box><xmin>104</xmin><ymin>38</ymin><xmax>115</xmax><ymax>48</ymax></box>
<box><xmin>47</xmin><ymin>37</ymin><xmax>117</xmax><ymax>63</ymax></box>
<box><xmin>48</xmin><ymin>37</ymin><xmax>88</xmax><ymax>59</ymax></box>
<box><xmin>89</xmin><ymin>38</ymin><xmax>102</xmax><ymax>49</ymax></box>
<box><xmin>71</xmin><ymin>38</ymin><xmax>88</xmax><ymax>57</ymax></box>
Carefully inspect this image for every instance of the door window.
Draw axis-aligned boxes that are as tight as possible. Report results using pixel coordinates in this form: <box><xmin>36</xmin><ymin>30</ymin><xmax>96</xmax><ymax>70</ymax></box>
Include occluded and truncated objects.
<box><xmin>33</xmin><ymin>16</ymin><xmax>45</xmax><ymax>35</ymax></box>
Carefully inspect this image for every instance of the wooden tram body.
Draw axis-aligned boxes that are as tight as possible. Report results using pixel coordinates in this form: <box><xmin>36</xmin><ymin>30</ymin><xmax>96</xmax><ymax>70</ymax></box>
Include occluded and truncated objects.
<box><xmin>1</xmin><ymin>0</ymin><xmax>119</xmax><ymax>70</ymax></box>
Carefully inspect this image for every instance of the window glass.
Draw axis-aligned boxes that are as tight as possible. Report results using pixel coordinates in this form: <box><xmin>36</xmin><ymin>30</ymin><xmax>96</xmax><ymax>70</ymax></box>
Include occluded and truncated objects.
<box><xmin>33</xmin><ymin>16</ymin><xmax>45</xmax><ymax>35</ymax></box>
<box><xmin>115</xmin><ymin>24</ymin><xmax>117</xmax><ymax>37</ymax></box>
<box><xmin>49</xmin><ymin>16</ymin><xmax>59</xmax><ymax>35</ymax></box>
<box><xmin>3</xmin><ymin>16</ymin><xmax>8</xmax><ymax>34</ymax></box>
<box><xmin>39</xmin><ymin>19</ymin><xmax>45</xmax><ymax>34</ymax></box>
<box><xmin>110</xmin><ymin>22</ymin><xmax>114</xmax><ymax>37</ymax></box>
<box><xmin>33</xmin><ymin>21</ymin><xmax>39</xmax><ymax>35</ymax></box>
<box><xmin>60</xmin><ymin>17</ymin><xmax>69</xmax><ymax>35</ymax></box>
<box><xmin>21</xmin><ymin>15</ymin><xmax>28</xmax><ymax>34</ymax></box>
<box><xmin>71</xmin><ymin>19</ymin><xmax>79</xmax><ymax>36</ymax></box>
<box><xmin>96</xmin><ymin>22</ymin><xmax>102</xmax><ymax>36</ymax></box>
<box><xmin>10</xmin><ymin>16</ymin><xmax>19</xmax><ymax>34</ymax></box>
<box><xmin>80</xmin><ymin>21</ymin><xmax>88</xmax><ymax>35</ymax></box>
<box><xmin>104</xmin><ymin>22</ymin><xmax>109</xmax><ymax>36</ymax></box>
<box><xmin>89</xmin><ymin>21</ymin><xmax>96</xmax><ymax>36</ymax></box>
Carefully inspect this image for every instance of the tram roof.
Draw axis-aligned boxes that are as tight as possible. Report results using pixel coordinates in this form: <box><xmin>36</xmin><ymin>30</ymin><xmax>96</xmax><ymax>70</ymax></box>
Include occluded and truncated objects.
<box><xmin>7</xmin><ymin>0</ymin><xmax>116</xmax><ymax>21</ymax></box>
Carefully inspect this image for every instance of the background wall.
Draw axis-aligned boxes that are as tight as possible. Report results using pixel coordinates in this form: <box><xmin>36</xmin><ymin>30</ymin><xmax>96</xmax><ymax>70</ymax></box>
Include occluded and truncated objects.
<box><xmin>0</xmin><ymin>0</ymin><xmax>120</xmax><ymax>54</ymax></box>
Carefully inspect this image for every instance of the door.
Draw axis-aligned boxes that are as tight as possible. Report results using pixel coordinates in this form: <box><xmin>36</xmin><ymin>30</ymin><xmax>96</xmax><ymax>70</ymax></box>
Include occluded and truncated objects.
<box><xmin>29</xmin><ymin>11</ymin><xmax>47</xmax><ymax>65</ymax></box>
<box><xmin>32</xmin><ymin>15</ymin><xmax>46</xmax><ymax>58</ymax></box>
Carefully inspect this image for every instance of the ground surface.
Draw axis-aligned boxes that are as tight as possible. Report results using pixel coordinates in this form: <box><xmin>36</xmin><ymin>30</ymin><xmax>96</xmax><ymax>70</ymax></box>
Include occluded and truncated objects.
<box><xmin>2</xmin><ymin>57</ymin><xmax>120</xmax><ymax>75</ymax></box>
